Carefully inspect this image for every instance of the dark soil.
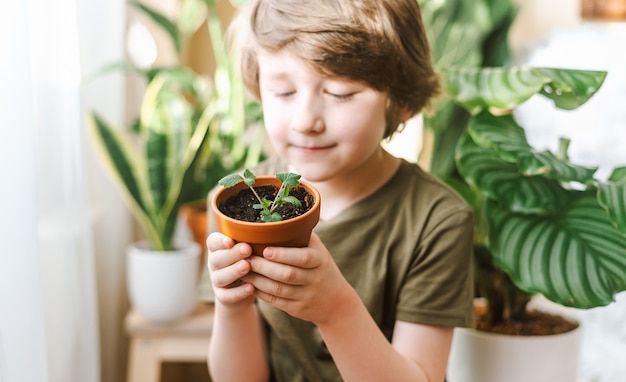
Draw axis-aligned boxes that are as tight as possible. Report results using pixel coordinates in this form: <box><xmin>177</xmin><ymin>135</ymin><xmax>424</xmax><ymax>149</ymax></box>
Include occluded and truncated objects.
<box><xmin>476</xmin><ymin>308</ymin><xmax>579</xmax><ymax>336</ymax></box>
<box><xmin>219</xmin><ymin>185</ymin><xmax>315</xmax><ymax>222</ymax></box>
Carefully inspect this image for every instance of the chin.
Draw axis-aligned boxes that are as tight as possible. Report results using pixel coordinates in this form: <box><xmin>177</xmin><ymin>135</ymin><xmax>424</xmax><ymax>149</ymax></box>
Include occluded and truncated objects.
<box><xmin>288</xmin><ymin>163</ymin><xmax>334</xmax><ymax>183</ymax></box>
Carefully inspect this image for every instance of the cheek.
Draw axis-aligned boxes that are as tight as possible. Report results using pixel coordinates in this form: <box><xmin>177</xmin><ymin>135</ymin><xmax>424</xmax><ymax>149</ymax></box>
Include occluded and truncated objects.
<box><xmin>261</xmin><ymin>101</ymin><xmax>289</xmax><ymax>140</ymax></box>
<box><xmin>332</xmin><ymin>102</ymin><xmax>387</xmax><ymax>140</ymax></box>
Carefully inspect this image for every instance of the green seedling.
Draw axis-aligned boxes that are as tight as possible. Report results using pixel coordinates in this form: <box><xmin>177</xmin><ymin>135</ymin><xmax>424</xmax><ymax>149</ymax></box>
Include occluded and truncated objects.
<box><xmin>218</xmin><ymin>169</ymin><xmax>303</xmax><ymax>222</ymax></box>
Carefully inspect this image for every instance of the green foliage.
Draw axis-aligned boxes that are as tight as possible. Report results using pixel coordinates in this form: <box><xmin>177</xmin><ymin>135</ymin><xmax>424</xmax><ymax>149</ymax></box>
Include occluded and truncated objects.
<box><xmin>419</xmin><ymin>0</ymin><xmax>626</xmax><ymax>322</ymax></box>
<box><xmin>87</xmin><ymin>1</ymin><xmax>264</xmax><ymax>250</ymax></box>
<box><xmin>218</xmin><ymin>170</ymin><xmax>302</xmax><ymax>223</ymax></box>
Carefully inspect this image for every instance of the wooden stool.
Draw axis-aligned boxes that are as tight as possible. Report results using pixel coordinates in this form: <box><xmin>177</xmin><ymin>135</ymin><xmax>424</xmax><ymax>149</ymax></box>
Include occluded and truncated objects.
<box><xmin>125</xmin><ymin>303</ymin><xmax>214</xmax><ymax>382</ymax></box>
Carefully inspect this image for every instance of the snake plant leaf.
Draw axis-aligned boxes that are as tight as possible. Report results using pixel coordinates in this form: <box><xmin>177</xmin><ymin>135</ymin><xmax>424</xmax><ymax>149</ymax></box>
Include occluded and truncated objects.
<box><xmin>86</xmin><ymin>113</ymin><xmax>163</xmax><ymax>249</ymax></box>
<box><xmin>84</xmin><ymin>61</ymin><xmax>147</xmax><ymax>84</ymax></box>
<box><xmin>228</xmin><ymin>0</ymin><xmax>250</xmax><ymax>7</ymax></box>
<box><xmin>205</xmin><ymin>0</ymin><xmax>250</xmax><ymax>164</ymax></box>
<box><xmin>131</xmin><ymin>1</ymin><xmax>181</xmax><ymax>55</ymax></box>
<box><xmin>441</xmin><ymin>67</ymin><xmax>606</xmax><ymax>114</ymax></box>
<box><xmin>487</xmin><ymin>194</ymin><xmax>626</xmax><ymax>309</ymax></box>
<box><xmin>140</xmin><ymin>74</ymin><xmax>195</xmax><ymax>212</ymax></box>
<box><xmin>178</xmin><ymin>0</ymin><xmax>208</xmax><ymax>35</ymax></box>
<box><xmin>457</xmin><ymin>133</ymin><xmax>575</xmax><ymax>214</ymax></box>
<box><xmin>145</xmin><ymin>66</ymin><xmax>204</xmax><ymax>94</ymax></box>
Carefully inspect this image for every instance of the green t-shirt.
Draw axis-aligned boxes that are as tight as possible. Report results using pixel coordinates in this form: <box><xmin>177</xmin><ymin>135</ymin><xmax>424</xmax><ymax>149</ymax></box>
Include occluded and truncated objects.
<box><xmin>202</xmin><ymin>157</ymin><xmax>475</xmax><ymax>382</ymax></box>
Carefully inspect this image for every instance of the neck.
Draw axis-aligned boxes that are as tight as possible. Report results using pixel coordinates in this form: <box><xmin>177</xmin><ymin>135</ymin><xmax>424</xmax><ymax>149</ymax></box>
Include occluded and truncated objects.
<box><xmin>308</xmin><ymin>149</ymin><xmax>400</xmax><ymax>221</ymax></box>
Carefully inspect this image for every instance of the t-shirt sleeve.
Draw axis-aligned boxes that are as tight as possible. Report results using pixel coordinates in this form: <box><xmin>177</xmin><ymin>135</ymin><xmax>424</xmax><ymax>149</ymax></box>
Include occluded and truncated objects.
<box><xmin>396</xmin><ymin>207</ymin><xmax>475</xmax><ymax>328</ymax></box>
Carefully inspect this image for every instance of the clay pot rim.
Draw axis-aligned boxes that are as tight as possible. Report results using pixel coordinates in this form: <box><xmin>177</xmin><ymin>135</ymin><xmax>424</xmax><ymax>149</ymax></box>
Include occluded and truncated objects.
<box><xmin>211</xmin><ymin>175</ymin><xmax>321</xmax><ymax>227</ymax></box>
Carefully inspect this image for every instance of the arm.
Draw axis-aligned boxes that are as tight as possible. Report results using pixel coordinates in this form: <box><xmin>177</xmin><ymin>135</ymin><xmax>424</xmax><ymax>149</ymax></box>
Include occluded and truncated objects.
<box><xmin>206</xmin><ymin>232</ymin><xmax>270</xmax><ymax>382</ymax></box>
<box><xmin>245</xmin><ymin>233</ymin><xmax>453</xmax><ymax>381</ymax></box>
<box><xmin>315</xmin><ymin>284</ymin><xmax>453</xmax><ymax>382</ymax></box>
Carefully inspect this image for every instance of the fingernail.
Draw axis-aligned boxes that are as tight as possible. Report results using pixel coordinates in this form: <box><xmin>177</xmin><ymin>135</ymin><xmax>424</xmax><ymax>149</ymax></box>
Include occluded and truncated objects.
<box><xmin>263</xmin><ymin>247</ymin><xmax>274</xmax><ymax>258</ymax></box>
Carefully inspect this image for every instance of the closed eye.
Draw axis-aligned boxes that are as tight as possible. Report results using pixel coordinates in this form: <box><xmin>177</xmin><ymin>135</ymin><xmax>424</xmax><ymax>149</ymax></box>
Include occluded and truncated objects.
<box><xmin>328</xmin><ymin>92</ymin><xmax>355</xmax><ymax>101</ymax></box>
<box><xmin>275</xmin><ymin>90</ymin><xmax>295</xmax><ymax>98</ymax></box>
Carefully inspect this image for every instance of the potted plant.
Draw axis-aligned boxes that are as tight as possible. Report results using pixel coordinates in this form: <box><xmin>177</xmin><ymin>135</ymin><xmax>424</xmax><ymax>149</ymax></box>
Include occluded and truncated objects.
<box><xmin>211</xmin><ymin>169</ymin><xmax>321</xmax><ymax>256</ymax></box>
<box><xmin>86</xmin><ymin>0</ymin><xmax>264</xmax><ymax>322</ymax></box>
<box><xmin>440</xmin><ymin>65</ymin><xmax>626</xmax><ymax>382</ymax></box>
<box><xmin>416</xmin><ymin>1</ymin><xmax>626</xmax><ymax>380</ymax></box>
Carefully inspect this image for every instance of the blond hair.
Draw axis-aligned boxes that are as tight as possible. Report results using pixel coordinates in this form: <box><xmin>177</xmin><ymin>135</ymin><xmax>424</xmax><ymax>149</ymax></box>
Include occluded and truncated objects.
<box><xmin>235</xmin><ymin>0</ymin><xmax>439</xmax><ymax>137</ymax></box>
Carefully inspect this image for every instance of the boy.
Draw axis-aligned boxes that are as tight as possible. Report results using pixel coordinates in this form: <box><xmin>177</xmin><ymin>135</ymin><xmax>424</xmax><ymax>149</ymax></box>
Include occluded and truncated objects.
<box><xmin>205</xmin><ymin>0</ymin><xmax>474</xmax><ymax>381</ymax></box>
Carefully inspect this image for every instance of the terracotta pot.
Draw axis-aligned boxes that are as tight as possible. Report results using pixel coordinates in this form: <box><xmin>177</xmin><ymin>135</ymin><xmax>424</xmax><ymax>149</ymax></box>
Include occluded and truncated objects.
<box><xmin>211</xmin><ymin>176</ymin><xmax>321</xmax><ymax>255</ymax></box>
<box><xmin>180</xmin><ymin>200</ymin><xmax>208</xmax><ymax>271</ymax></box>
<box><xmin>180</xmin><ymin>200</ymin><xmax>208</xmax><ymax>250</ymax></box>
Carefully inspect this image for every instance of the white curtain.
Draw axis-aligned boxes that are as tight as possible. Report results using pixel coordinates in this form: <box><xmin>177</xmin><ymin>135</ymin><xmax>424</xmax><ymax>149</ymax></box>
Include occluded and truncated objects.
<box><xmin>0</xmin><ymin>0</ymin><xmax>129</xmax><ymax>381</ymax></box>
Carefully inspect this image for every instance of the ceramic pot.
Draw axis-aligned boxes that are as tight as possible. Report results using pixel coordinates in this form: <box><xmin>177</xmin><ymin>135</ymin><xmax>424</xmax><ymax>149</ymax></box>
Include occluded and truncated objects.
<box><xmin>211</xmin><ymin>176</ymin><xmax>321</xmax><ymax>256</ymax></box>
<box><xmin>446</xmin><ymin>323</ymin><xmax>582</xmax><ymax>382</ymax></box>
<box><xmin>127</xmin><ymin>240</ymin><xmax>200</xmax><ymax>323</ymax></box>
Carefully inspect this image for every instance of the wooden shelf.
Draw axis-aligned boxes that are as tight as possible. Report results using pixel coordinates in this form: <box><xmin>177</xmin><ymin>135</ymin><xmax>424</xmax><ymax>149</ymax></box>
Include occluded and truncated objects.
<box><xmin>125</xmin><ymin>303</ymin><xmax>214</xmax><ymax>382</ymax></box>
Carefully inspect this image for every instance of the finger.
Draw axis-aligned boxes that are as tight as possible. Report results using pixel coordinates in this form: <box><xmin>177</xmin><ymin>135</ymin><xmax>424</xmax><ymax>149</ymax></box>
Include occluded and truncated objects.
<box><xmin>208</xmin><ymin>242</ymin><xmax>252</xmax><ymax>271</ymax></box>
<box><xmin>211</xmin><ymin>259</ymin><xmax>251</xmax><ymax>288</ymax></box>
<box><xmin>213</xmin><ymin>282</ymin><xmax>255</xmax><ymax>305</ymax></box>
<box><xmin>261</xmin><ymin>245</ymin><xmax>317</xmax><ymax>269</ymax></box>
<box><xmin>249</xmin><ymin>255</ymin><xmax>305</xmax><ymax>285</ymax></box>
<box><xmin>206</xmin><ymin>232</ymin><xmax>234</xmax><ymax>252</ymax></box>
<box><xmin>245</xmin><ymin>271</ymin><xmax>299</xmax><ymax>300</ymax></box>
<box><xmin>261</xmin><ymin>233</ymin><xmax>325</xmax><ymax>268</ymax></box>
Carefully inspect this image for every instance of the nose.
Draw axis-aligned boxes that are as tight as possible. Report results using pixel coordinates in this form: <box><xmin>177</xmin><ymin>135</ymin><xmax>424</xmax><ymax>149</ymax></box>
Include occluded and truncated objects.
<box><xmin>289</xmin><ymin>93</ymin><xmax>325</xmax><ymax>134</ymax></box>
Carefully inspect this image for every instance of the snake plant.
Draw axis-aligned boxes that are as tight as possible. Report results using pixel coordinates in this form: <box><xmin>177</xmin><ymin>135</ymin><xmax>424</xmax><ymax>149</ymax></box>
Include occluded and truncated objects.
<box><xmin>419</xmin><ymin>0</ymin><xmax>626</xmax><ymax>324</ymax></box>
<box><xmin>87</xmin><ymin>0</ymin><xmax>264</xmax><ymax>251</ymax></box>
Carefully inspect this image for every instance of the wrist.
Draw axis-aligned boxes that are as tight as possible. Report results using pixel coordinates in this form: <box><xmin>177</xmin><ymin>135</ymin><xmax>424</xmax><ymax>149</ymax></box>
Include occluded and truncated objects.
<box><xmin>315</xmin><ymin>284</ymin><xmax>363</xmax><ymax>329</ymax></box>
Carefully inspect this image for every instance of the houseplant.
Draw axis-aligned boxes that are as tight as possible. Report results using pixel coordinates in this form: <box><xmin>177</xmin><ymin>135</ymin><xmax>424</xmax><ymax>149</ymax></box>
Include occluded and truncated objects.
<box><xmin>420</xmin><ymin>0</ymin><xmax>626</xmax><ymax>333</ymax></box>
<box><xmin>86</xmin><ymin>0</ymin><xmax>264</xmax><ymax>322</ymax></box>
<box><xmin>441</xmin><ymin>65</ymin><xmax>626</xmax><ymax>382</ymax></box>
<box><xmin>417</xmin><ymin>0</ymin><xmax>626</xmax><ymax>380</ymax></box>
<box><xmin>211</xmin><ymin>170</ymin><xmax>321</xmax><ymax>256</ymax></box>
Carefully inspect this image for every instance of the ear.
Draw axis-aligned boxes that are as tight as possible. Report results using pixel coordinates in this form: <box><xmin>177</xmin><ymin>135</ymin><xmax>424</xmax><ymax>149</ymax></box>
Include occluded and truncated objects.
<box><xmin>399</xmin><ymin>109</ymin><xmax>413</xmax><ymax>123</ymax></box>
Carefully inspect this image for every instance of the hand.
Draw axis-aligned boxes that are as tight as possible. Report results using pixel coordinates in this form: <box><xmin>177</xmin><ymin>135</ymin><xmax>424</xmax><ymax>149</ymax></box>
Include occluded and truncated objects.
<box><xmin>243</xmin><ymin>233</ymin><xmax>355</xmax><ymax>325</ymax></box>
<box><xmin>206</xmin><ymin>232</ymin><xmax>256</xmax><ymax>308</ymax></box>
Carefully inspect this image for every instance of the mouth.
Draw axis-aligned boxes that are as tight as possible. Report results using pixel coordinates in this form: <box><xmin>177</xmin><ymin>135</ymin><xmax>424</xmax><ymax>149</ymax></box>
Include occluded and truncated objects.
<box><xmin>289</xmin><ymin>143</ymin><xmax>336</xmax><ymax>153</ymax></box>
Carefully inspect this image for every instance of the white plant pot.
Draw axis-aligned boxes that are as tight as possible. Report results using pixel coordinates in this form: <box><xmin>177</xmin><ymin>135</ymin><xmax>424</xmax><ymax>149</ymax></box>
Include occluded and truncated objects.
<box><xmin>127</xmin><ymin>240</ymin><xmax>201</xmax><ymax>323</ymax></box>
<box><xmin>447</xmin><ymin>325</ymin><xmax>582</xmax><ymax>382</ymax></box>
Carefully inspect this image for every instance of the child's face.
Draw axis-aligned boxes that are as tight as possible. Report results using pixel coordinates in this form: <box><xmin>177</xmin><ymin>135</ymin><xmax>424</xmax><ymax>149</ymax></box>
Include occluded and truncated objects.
<box><xmin>258</xmin><ymin>49</ymin><xmax>389</xmax><ymax>183</ymax></box>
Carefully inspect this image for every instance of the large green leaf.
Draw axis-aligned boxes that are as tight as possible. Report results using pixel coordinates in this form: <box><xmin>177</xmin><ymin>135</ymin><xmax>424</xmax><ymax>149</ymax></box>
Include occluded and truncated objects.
<box><xmin>466</xmin><ymin>111</ymin><xmax>598</xmax><ymax>182</ymax></box>
<box><xmin>457</xmin><ymin>133</ymin><xmax>575</xmax><ymax>214</ymax></box>
<box><xmin>597</xmin><ymin>167</ymin><xmax>626</xmax><ymax>235</ymax></box>
<box><xmin>420</xmin><ymin>0</ymin><xmax>491</xmax><ymax>68</ymax></box>
<box><xmin>535</xmin><ymin>68</ymin><xmax>608</xmax><ymax>110</ymax></box>
<box><xmin>487</xmin><ymin>195</ymin><xmax>626</xmax><ymax>308</ymax></box>
<box><xmin>441</xmin><ymin>67</ymin><xmax>606</xmax><ymax>114</ymax></box>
